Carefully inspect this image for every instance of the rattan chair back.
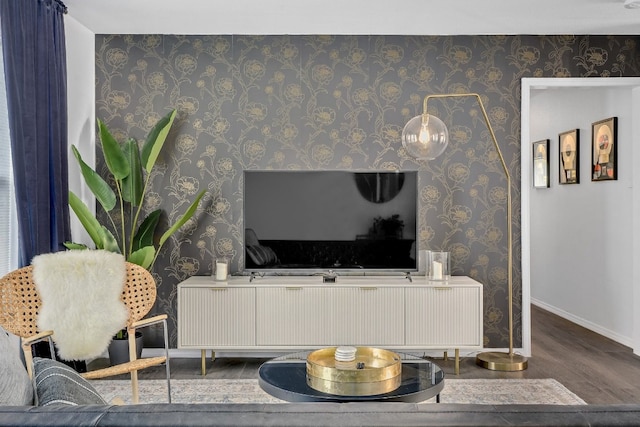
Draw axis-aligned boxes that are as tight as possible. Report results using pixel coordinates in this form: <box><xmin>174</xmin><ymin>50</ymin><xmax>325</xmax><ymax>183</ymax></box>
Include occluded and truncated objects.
<box><xmin>0</xmin><ymin>262</ymin><xmax>157</xmax><ymax>336</ymax></box>
<box><xmin>121</xmin><ymin>263</ymin><xmax>157</xmax><ymax>327</ymax></box>
<box><xmin>0</xmin><ymin>265</ymin><xmax>40</xmax><ymax>338</ymax></box>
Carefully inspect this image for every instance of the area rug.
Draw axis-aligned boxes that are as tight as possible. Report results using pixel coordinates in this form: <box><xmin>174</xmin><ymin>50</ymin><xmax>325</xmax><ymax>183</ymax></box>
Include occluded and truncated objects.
<box><xmin>92</xmin><ymin>378</ymin><xmax>586</xmax><ymax>405</ymax></box>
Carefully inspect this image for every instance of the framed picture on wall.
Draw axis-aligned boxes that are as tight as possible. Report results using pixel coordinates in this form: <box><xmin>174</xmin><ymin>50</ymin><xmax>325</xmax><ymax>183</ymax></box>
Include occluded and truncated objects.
<box><xmin>559</xmin><ymin>129</ymin><xmax>579</xmax><ymax>184</ymax></box>
<box><xmin>532</xmin><ymin>139</ymin><xmax>550</xmax><ymax>189</ymax></box>
<box><xmin>592</xmin><ymin>117</ymin><xmax>617</xmax><ymax>181</ymax></box>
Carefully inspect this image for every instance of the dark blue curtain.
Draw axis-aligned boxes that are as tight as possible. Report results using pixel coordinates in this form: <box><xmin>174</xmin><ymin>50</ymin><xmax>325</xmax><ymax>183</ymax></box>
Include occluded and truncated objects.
<box><xmin>0</xmin><ymin>0</ymin><xmax>70</xmax><ymax>266</ymax></box>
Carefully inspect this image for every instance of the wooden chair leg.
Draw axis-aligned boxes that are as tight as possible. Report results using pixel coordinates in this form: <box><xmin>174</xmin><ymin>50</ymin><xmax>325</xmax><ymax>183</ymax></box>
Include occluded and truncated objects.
<box><xmin>21</xmin><ymin>341</ymin><xmax>35</xmax><ymax>379</ymax></box>
<box><xmin>131</xmin><ymin>370</ymin><xmax>139</xmax><ymax>404</ymax></box>
<box><xmin>129</xmin><ymin>328</ymin><xmax>139</xmax><ymax>404</ymax></box>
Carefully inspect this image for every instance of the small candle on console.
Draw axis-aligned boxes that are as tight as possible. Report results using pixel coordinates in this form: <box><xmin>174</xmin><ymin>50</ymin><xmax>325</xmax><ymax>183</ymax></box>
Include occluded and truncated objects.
<box><xmin>431</xmin><ymin>261</ymin><xmax>443</xmax><ymax>280</ymax></box>
<box><xmin>215</xmin><ymin>260</ymin><xmax>228</xmax><ymax>281</ymax></box>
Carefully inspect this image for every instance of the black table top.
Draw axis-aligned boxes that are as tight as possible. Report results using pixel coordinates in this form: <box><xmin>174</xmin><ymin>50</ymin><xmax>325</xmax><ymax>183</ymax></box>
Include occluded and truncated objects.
<box><xmin>258</xmin><ymin>351</ymin><xmax>445</xmax><ymax>403</ymax></box>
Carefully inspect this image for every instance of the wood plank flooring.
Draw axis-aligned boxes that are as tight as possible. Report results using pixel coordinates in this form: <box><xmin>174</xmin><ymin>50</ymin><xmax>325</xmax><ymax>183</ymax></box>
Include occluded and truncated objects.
<box><xmin>105</xmin><ymin>305</ymin><xmax>640</xmax><ymax>404</ymax></box>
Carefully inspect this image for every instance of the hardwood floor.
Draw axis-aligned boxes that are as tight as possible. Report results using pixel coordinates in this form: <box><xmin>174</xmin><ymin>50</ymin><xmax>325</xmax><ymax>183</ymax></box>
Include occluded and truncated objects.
<box><xmin>120</xmin><ymin>305</ymin><xmax>640</xmax><ymax>404</ymax></box>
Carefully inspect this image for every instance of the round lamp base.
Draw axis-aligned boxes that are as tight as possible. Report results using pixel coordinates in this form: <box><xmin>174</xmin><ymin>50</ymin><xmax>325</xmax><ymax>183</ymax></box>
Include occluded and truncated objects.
<box><xmin>476</xmin><ymin>351</ymin><xmax>528</xmax><ymax>371</ymax></box>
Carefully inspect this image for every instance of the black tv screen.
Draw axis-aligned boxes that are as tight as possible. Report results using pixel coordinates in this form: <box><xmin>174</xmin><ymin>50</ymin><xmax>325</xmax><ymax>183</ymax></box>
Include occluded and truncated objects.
<box><xmin>243</xmin><ymin>170</ymin><xmax>418</xmax><ymax>274</ymax></box>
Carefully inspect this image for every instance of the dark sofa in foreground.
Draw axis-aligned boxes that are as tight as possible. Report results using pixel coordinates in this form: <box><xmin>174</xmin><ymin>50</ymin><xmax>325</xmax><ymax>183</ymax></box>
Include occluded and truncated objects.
<box><xmin>3</xmin><ymin>403</ymin><xmax>640</xmax><ymax>427</ymax></box>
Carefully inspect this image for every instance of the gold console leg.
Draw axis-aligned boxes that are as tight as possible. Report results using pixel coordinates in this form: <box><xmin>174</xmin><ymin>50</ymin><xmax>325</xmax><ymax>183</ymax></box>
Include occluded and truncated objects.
<box><xmin>443</xmin><ymin>351</ymin><xmax>448</xmax><ymax>361</ymax></box>
<box><xmin>455</xmin><ymin>349</ymin><xmax>460</xmax><ymax>375</ymax></box>
<box><xmin>200</xmin><ymin>350</ymin><xmax>217</xmax><ymax>376</ymax></box>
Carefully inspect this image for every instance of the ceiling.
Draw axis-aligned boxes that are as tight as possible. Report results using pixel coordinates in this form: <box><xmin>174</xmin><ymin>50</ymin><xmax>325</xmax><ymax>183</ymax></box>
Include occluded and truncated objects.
<box><xmin>63</xmin><ymin>0</ymin><xmax>640</xmax><ymax>35</ymax></box>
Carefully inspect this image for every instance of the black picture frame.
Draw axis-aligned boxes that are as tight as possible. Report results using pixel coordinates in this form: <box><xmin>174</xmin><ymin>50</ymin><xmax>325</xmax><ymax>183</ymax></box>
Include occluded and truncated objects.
<box><xmin>533</xmin><ymin>139</ymin><xmax>550</xmax><ymax>189</ymax></box>
<box><xmin>592</xmin><ymin>117</ymin><xmax>617</xmax><ymax>181</ymax></box>
<box><xmin>559</xmin><ymin>129</ymin><xmax>579</xmax><ymax>184</ymax></box>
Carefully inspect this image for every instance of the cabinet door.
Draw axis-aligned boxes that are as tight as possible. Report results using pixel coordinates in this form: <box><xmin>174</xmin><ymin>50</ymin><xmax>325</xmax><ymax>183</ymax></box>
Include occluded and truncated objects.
<box><xmin>256</xmin><ymin>287</ymin><xmax>331</xmax><ymax>346</ymax></box>
<box><xmin>178</xmin><ymin>286</ymin><xmax>255</xmax><ymax>348</ymax></box>
<box><xmin>330</xmin><ymin>287</ymin><xmax>404</xmax><ymax>346</ymax></box>
<box><xmin>405</xmin><ymin>286</ymin><xmax>482</xmax><ymax>348</ymax></box>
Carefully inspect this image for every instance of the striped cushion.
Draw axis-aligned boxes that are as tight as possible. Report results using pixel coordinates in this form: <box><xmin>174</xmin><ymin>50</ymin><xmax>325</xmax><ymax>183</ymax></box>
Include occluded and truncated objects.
<box><xmin>246</xmin><ymin>245</ymin><xmax>279</xmax><ymax>266</ymax></box>
<box><xmin>33</xmin><ymin>358</ymin><xmax>106</xmax><ymax>406</ymax></box>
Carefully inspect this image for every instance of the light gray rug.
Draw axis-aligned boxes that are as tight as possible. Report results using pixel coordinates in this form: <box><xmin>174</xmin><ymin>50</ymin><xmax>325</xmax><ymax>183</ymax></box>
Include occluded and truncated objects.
<box><xmin>92</xmin><ymin>378</ymin><xmax>586</xmax><ymax>405</ymax></box>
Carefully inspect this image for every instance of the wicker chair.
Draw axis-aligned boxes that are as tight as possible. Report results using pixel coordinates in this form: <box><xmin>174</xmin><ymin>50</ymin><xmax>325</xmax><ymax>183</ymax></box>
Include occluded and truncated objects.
<box><xmin>0</xmin><ymin>262</ymin><xmax>171</xmax><ymax>404</ymax></box>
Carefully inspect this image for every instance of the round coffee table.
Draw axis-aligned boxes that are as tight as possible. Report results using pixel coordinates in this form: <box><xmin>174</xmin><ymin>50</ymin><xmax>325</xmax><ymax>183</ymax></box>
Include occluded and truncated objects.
<box><xmin>258</xmin><ymin>350</ymin><xmax>444</xmax><ymax>403</ymax></box>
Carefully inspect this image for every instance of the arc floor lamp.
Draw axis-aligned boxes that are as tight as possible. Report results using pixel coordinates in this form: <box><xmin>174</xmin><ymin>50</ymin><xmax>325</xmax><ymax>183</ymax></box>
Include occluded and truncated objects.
<box><xmin>401</xmin><ymin>93</ymin><xmax>528</xmax><ymax>371</ymax></box>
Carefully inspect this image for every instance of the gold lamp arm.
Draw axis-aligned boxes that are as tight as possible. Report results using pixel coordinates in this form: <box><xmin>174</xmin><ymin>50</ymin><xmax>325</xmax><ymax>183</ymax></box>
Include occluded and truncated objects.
<box><xmin>422</xmin><ymin>93</ymin><xmax>524</xmax><ymax>370</ymax></box>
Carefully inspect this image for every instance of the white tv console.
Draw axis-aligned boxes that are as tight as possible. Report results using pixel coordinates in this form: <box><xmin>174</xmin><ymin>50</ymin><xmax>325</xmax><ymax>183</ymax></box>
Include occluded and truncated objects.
<box><xmin>177</xmin><ymin>275</ymin><xmax>483</xmax><ymax>375</ymax></box>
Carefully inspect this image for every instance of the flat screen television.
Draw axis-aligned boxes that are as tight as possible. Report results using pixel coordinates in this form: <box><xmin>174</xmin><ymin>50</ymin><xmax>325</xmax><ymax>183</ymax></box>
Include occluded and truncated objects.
<box><xmin>243</xmin><ymin>170</ymin><xmax>418</xmax><ymax>275</ymax></box>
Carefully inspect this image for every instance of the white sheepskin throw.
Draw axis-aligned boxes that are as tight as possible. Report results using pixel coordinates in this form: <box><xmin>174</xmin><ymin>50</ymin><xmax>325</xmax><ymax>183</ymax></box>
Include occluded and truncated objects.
<box><xmin>32</xmin><ymin>250</ymin><xmax>129</xmax><ymax>361</ymax></box>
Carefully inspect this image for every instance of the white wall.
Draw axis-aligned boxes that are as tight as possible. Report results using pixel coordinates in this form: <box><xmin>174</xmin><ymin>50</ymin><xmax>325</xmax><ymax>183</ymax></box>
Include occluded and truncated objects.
<box><xmin>522</xmin><ymin>78</ymin><xmax>640</xmax><ymax>352</ymax></box>
<box><xmin>65</xmin><ymin>16</ymin><xmax>95</xmax><ymax>246</ymax></box>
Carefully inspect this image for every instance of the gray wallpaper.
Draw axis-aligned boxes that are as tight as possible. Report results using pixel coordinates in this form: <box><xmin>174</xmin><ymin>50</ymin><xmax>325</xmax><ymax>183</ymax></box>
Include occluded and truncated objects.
<box><xmin>94</xmin><ymin>34</ymin><xmax>640</xmax><ymax>349</ymax></box>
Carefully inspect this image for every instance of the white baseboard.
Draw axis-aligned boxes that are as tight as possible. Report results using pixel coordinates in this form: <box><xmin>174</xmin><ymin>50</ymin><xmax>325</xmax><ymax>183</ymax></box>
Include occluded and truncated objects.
<box><xmin>532</xmin><ymin>298</ymin><xmax>633</xmax><ymax>348</ymax></box>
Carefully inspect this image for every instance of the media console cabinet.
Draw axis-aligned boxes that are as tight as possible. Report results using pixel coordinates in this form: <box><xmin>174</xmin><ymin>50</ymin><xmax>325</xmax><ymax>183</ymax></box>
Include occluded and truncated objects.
<box><xmin>177</xmin><ymin>275</ymin><xmax>483</xmax><ymax>375</ymax></box>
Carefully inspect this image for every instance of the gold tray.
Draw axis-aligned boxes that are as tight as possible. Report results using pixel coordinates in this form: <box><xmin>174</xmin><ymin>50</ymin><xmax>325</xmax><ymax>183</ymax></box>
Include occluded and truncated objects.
<box><xmin>306</xmin><ymin>347</ymin><xmax>402</xmax><ymax>396</ymax></box>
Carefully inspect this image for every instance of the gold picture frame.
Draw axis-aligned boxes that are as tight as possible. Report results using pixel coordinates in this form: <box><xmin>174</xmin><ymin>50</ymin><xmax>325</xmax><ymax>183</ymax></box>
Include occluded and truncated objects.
<box><xmin>592</xmin><ymin>117</ymin><xmax>617</xmax><ymax>181</ymax></box>
<box><xmin>533</xmin><ymin>139</ymin><xmax>549</xmax><ymax>189</ymax></box>
<box><xmin>559</xmin><ymin>129</ymin><xmax>579</xmax><ymax>184</ymax></box>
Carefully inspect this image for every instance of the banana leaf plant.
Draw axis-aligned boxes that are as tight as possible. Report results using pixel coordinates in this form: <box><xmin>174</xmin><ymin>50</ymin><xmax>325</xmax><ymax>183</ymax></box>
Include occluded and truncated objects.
<box><xmin>65</xmin><ymin>109</ymin><xmax>205</xmax><ymax>270</ymax></box>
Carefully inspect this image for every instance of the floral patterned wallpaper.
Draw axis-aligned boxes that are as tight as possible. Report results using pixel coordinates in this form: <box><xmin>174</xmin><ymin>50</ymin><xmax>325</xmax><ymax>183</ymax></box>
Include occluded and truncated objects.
<box><xmin>95</xmin><ymin>35</ymin><xmax>640</xmax><ymax>349</ymax></box>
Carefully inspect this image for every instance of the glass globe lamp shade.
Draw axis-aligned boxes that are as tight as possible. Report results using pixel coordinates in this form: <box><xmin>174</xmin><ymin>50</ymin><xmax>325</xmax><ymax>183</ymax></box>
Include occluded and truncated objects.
<box><xmin>401</xmin><ymin>114</ymin><xmax>449</xmax><ymax>160</ymax></box>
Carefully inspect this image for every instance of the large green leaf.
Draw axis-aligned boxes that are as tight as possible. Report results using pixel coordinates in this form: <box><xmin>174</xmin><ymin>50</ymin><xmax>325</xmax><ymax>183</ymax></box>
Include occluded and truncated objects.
<box><xmin>158</xmin><ymin>190</ymin><xmax>206</xmax><ymax>248</ymax></box>
<box><xmin>141</xmin><ymin>110</ymin><xmax>177</xmax><ymax>173</ymax></box>
<box><xmin>71</xmin><ymin>146</ymin><xmax>116</xmax><ymax>212</ymax></box>
<box><xmin>128</xmin><ymin>246</ymin><xmax>156</xmax><ymax>269</ymax></box>
<box><xmin>121</xmin><ymin>138</ymin><xmax>144</xmax><ymax>205</ymax></box>
<box><xmin>100</xmin><ymin>226</ymin><xmax>121</xmax><ymax>253</ymax></box>
<box><xmin>97</xmin><ymin>119</ymin><xmax>130</xmax><ymax>180</ymax></box>
<box><xmin>68</xmin><ymin>191</ymin><xmax>105</xmax><ymax>249</ymax></box>
<box><xmin>63</xmin><ymin>242</ymin><xmax>88</xmax><ymax>250</ymax></box>
<box><xmin>131</xmin><ymin>209</ymin><xmax>161</xmax><ymax>253</ymax></box>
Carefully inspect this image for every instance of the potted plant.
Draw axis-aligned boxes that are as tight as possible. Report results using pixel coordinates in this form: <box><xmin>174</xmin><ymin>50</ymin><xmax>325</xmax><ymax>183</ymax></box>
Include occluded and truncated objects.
<box><xmin>66</xmin><ymin>109</ymin><xmax>205</xmax><ymax>268</ymax></box>
<box><xmin>107</xmin><ymin>329</ymin><xmax>143</xmax><ymax>366</ymax></box>
<box><xmin>65</xmin><ymin>109</ymin><xmax>205</xmax><ymax>364</ymax></box>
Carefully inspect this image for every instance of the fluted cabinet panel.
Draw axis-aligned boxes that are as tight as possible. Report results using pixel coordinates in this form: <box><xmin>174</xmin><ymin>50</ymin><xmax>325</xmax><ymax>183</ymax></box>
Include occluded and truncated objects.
<box><xmin>330</xmin><ymin>288</ymin><xmax>404</xmax><ymax>346</ymax></box>
<box><xmin>256</xmin><ymin>287</ymin><xmax>404</xmax><ymax>346</ymax></box>
<box><xmin>178</xmin><ymin>287</ymin><xmax>255</xmax><ymax>347</ymax></box>
<box><xmin>256</xmin><ymin>287</ymin><xmax>331</xmax><ymax>345</ymax></box>
<box><xmin>405</xmin><ymin>287</ymin><xmax>482</xmax><ymax>347</ymax></box>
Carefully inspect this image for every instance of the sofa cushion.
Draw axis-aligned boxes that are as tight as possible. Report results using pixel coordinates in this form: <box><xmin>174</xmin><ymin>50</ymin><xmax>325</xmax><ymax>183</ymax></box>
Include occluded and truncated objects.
<box><xmin>33</xmin><ymin>358</ymin><xmax>106</xmax><ymax>406</ymax></box>
<box><xmin>0</xmin><ymin>328</ymin><xmax>33</xmax><ymax>405</ymax></box>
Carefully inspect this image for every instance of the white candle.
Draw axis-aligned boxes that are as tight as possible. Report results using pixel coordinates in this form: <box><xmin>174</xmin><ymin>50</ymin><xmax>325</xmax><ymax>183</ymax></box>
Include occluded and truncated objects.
<box><xmin>432</xmin><ymin>261</ymin><xmax>443</xmax><ymax>280</ymax></box>
<box><xmin>215</xmin><ymin>261</ymin><xmax>228</xmax><ymax>281</ymax></box>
